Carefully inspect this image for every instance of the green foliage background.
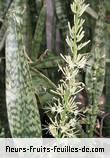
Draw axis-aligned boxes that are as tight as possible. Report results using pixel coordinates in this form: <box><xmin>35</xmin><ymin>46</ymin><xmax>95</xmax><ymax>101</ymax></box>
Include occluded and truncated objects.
<box><xmin>0</xmin><ymin>0</ymin><xmax>110</xmax><ymax>137</ymax></box>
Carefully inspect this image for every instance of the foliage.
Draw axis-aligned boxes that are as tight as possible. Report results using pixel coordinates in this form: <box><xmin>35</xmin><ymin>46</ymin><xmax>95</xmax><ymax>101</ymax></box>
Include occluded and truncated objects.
<box><xmin>0</xmin><ymin>0</ymin><xmax>110</xmax><ymax>138</ymax></box>
<box><xmin>5</xmin><ymin>0</ymin><xmax>42</xmax><ymax>137</ymax></box>
<box><xmin>85</xmin><ymin>0</ymin><xmax>106</xmax><ymax>137</ymax></box>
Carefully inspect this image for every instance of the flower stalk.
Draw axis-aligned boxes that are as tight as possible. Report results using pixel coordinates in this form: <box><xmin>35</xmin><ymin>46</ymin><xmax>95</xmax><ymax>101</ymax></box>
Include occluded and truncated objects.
<box><xmin>46</xmin><ymin>0</ymin><xmax>90</xmax><ymax>138</ymax></box>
